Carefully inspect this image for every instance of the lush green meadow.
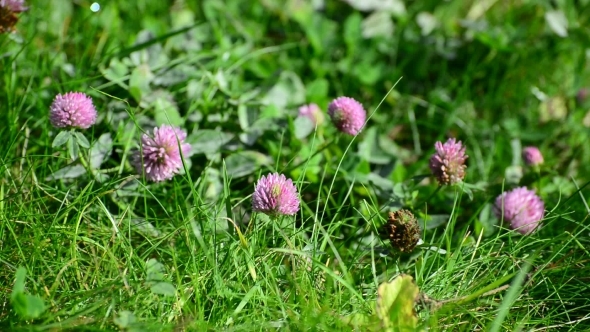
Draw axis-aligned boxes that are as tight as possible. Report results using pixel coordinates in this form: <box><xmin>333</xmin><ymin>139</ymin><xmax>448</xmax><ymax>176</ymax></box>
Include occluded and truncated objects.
<box><xmin>1</xmin><ymin>0</ymin><xmax>590</xmax><ymax>330</ymax></box>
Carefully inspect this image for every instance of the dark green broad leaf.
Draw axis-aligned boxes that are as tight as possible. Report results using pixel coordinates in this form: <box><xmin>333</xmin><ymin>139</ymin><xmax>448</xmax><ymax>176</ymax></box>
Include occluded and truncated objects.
<box><xmin>545</xmin><ymin>10</ymin><xmax>568</xmax><ymax>37</ymax></box>
<box><xmin>239</xmin><ymin>116</ymin><xmax>278</xmax><ymax>146</ymax></box>
<box><xmin>343</xmin><ymin>0</ymin><xmax>406</xmax><ymax>16</ymax></box>
<box><xmin>460</xmin><ymin>181</ymin><xmax>486</xmax><ymax>201</ymax></box>
<box><xmin>90</xmin><ymin>133</ymin><xmax>113</xmax><ymax>169</ymax></box>
<box><xmin>294</xmin><ymin>116</ymin><xmax>315</xmax><ymax>139</ymax></box>
<box><xmin>153</xmin><ymin>97</ymin><xmax>184</xmax><ymax>127</ymax></box>
<box><xmin>100</xmin><ymin>57</ymin><xmax>129</xmax><ymax>89</ymax></box>
<box><xmin>344</xmin><ymin>12</ymin><xmax>362</xmax><ymax>52</ymax></box>
<box><xmin>129</xmin><ymin>64</ymin><xmax>154</xmax><ymax>102</ymax></box>
<box><xmin>305</xmin><ymin>78</ymin><xmax>329</xmax><ymax>102</ymax></box>
<box><xmin>113</xmin><ymin>310</ymin><xmax>146</xmax><ymax>332</ymax></box>
<box><xmin>68</xmin><ymin>137</ymin><xmax>80</xmax><ymax>161</ymax></box>
<box><xmin>52</xmin><ymin>131</ymin><xmax>71</xmax><ymax>147</ymax></box>
<box><xmin>146</xmin><ymin>258</ymin><xmax>165</xmax><ymax>282</ymax></box>
<box><xmin>12</xmin><ymin>294</ymin><xmax>46</xmax><ymax>319</ymax></box>
<box><xmin>225</xmin><ymin>151</ymin><xmax>272</xmax><ymax>178</ymax></box>
<box><xmin>419</xmin><ymin>214</ymin><xmax>449</xmax><ymax>230</ymax></box>
<box><xmin>129</xmin><ymin>30</ymin><xmax>169</xmax><ymax>69</ymax></box>
<box><xmin>11</xmin><ymin>267</ymin><xmax>26</xmax><ymax>297</ymax></box>
<box><xmin>352</xmin><ymin>58</ymin><xmax>383</xmax><ymax>86</ymax></box>
<box><xmin>145</xmin><ymin>259</ymin><xmax>176</xmax><ymax>297</ymax></box>
<box><xmin>262</xmin><ymin>71</ymin><xmax>306</xmax><ymax>112</ymax></box>
<box><xmin>358</xmin><ymin>127</ymin><xmax>392</xmax><ymax>165</ymax></box>
<box><xmin>366</xmin><ymin>173</ymin><xmax>394</xmax><ymax>192</ymax></box>
<box><xmin>45</xmin><ymin>165</ymin><xmax>86</xmax><ymax>181</ymax></box>
<box><xmin>361</xmin><ymin>11</ymin><xmax>394</xmax><ymax>39</ymax></box>
<box><xmin>150</xmin><ymin>282</ymin><xmax>176</xmax><ymax>296</ymax></box>
<box><xmin>187</xmin><ymin>130</ymin><xmax>234</xmax><ymax>156</ymax></box>
<box><xmin>114</xmin><ymin>310</ymin><xmax>137</xmax><ymax>329</ymax></box>
<box><xmin>73</xmin><ymin>131</ymin><xmax>90</xmax><ymax>148</ymax></box>
<box><xmin>10</xmin><ymin>267</ymin><xmax>46</xmax><ymax>319</ymax></box>
<box><xmin>130</xmin><ymin>218</ymin><xmax>161</xmax><ymax>238</ymax></box>
<box><xmin>237</xmin><ymin>104</ymin><xmax>257</xmax><ymax>131</ymax></box>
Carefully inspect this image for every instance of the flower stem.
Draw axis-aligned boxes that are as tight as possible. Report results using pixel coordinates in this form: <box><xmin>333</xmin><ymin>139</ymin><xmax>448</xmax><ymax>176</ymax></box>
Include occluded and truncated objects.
<box><xmin>286</xmin><ymin>137</ymin><xmax>335</xmax><ymax>172</ymax></box>
<box><xmin>415</xmin><ymin>185</ymin><xmax>442</xmax><ymax>209</ymax></box>
<box><xmin>78</xmin><ymin>150</ymin><xmax>100</xmax><ymax>181</ymax></box>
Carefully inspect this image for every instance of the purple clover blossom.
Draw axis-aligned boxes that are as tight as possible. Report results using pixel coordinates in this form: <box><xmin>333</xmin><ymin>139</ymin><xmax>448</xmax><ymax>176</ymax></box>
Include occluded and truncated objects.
<box><xmin>49</xmin><ymin>92</ymin><xmax>97</xmax><ymax>129</ymax></box>
<box><xmin>133</xmin><ymin>125</ymin><xmax>191</xmax><ymax>182</ymax></box>
<box><xmin>298</xmin><ymin>103</ymin><xmax>324</xmax><ymax>126</ymax></box>
<box><xmin>493</xmin><ymin>187</ymin><xmax>544</xmax><ymax>235</ymax></box>
<box><xmin>522</xmin><ymin>146</ymin><xmax>544</xmax><ymax>166</ymax></box>
<box><xmin>429</xmin><ymin>138</ymin><xmax>468</xmax><ymax>185</ymax></box>
<box><xmin>1</xmin><ymin>0</ymin><xmax>27</xmax><ymax>12</ymax></box>
<box><xmin>252</xmin><ymin>173</ymin><xmax>300</xmax><ymax>216</ymax></box>
<box><xmin>327</xmin><ymin>97</ymin><xmax>366</xmax><ymax>135</ymax></box>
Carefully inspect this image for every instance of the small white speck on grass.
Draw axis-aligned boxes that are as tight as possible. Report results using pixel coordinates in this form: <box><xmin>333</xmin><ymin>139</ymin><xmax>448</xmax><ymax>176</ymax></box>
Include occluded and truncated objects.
<box><xmin>90</xmin><ymin>2</ymin><xmax>100</xmax><ymax>12</ymax></box>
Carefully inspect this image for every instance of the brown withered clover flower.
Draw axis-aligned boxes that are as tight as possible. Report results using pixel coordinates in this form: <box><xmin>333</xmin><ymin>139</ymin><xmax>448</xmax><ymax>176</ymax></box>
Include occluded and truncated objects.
<box><xmin>382</xmin><ymin>210</ymin><xmax>421</xmax><ymax>253</ymax></box>
<box><xmin>0</xmin><ymin>0</ymin><xmax>27</xmax><ymax>33</ymax></box>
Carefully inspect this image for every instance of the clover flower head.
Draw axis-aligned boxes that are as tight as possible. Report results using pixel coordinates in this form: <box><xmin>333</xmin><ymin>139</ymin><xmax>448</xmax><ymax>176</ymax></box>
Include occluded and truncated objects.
<box><xmin>298</xmin><ymin>103</ymin><xmax>324</xmax><ymax>126</ymax></box>
<box><xmin>382</xmin><ymin>210</ymin><xmax>421</xmax><ymax>253</ymax></box>
<box><xmin>327</xmin><ymin>96</ymin><xmax>366</xmax><ymax>135</ymax></box>
<box><xmin>429</xmin><ymin>138</ymin><xmax>468</xmax><ymax>185</ymax></box>
<box><xmin>493</xmin><ymin>187</ymin><xmax>544</xmax><ymax>235</ymax></box>
<box><xmin>49</xmin><ymin>92</ymin><xmax>97</xmax><ymax>129</ymax></box>
<box><xmin>133</xmin><ymin>125</ymin><xmax>191</xmax><ymax>182</ymax></box>
<box><xmin>522</xmin><ymin>146</ymin><xmax>544</xmax><ymax>166</ymax></box>
<box><xmin>1</xmin><ymin>0</ymin><xmax>27</xmax><ymax>11</ymax></box>
<box><xmin>0</xmin><ymin>0</ymin><xmax>27</xmax><ymax>33</ymax></box>
<box><xmin>252</xmin><ymin>173</ymin><xmax>300</xmax><ymax>216</ymax></box>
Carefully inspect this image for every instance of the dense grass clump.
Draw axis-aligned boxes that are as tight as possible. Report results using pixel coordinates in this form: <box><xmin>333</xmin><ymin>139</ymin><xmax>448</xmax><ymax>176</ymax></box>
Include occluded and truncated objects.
<box><xmin>1</xmin><ymin>0</ymin><xmax>590</xmax><ymax>331</ymax></box>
